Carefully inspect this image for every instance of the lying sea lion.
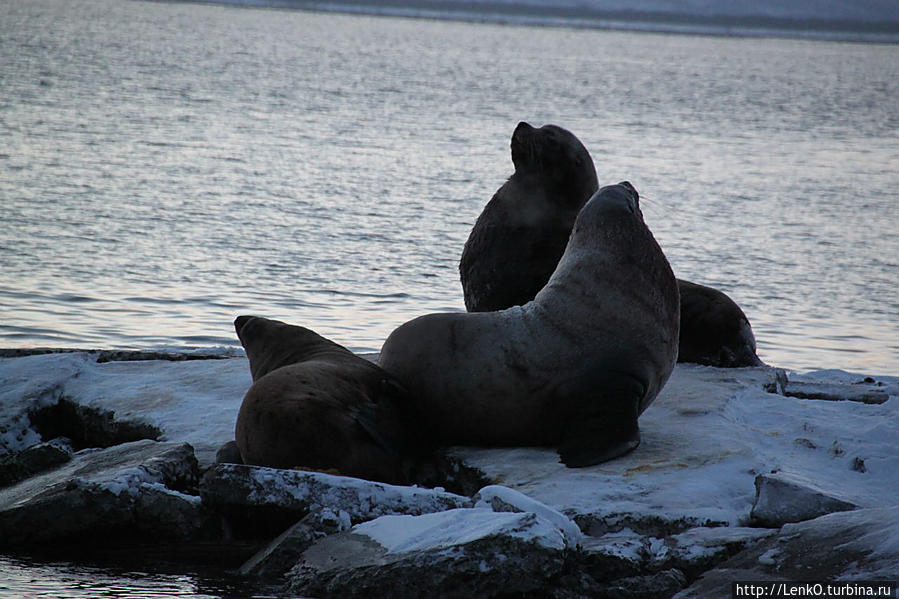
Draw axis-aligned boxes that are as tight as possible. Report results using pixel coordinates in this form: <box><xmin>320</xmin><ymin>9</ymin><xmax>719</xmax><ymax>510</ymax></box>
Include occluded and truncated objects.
<box><xmin>232</xmin><ymin>315</ymin><xmax>415</xmax><ymax>484</ymax></box>
<box><xmin>676</xmin><ymin>280</ymin><xmax>763</xmax><ymax>367</ymax></box>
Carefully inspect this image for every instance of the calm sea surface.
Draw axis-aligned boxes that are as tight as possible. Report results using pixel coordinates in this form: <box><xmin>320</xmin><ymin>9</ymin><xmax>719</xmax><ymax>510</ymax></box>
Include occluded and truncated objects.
<box><xmin>0</xmin><ymin>0</ymin><xmax>897</xmax><ymax>594</ymax></box>
<box><xmin>2</xmin><ymin>0</ymin><xmax>898</xmax><ymax>375</ymax></box>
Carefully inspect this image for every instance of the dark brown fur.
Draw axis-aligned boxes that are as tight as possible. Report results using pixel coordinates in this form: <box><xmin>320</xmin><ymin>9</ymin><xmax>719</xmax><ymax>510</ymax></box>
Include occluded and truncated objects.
<box><xmin>458</xmin><ymin>123</ymin><xmax>761</xmax><ymax>367</ymax></box>
<box><xmin>460</xmin><ymin>122</ymin><xmax>598</xmax><ymax>312</ymax></box>
<box><xmin>232</xmin><ymin>316</ymin><xmax>415</xmax><ymax>484</ymax></box>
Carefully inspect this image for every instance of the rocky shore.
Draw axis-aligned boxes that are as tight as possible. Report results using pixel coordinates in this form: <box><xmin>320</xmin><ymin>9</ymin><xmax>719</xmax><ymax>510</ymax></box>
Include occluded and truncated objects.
<box><xmin>1</xmin><ymin>350</ymin><xmax>896</xmax><ymax>597</ymax></box>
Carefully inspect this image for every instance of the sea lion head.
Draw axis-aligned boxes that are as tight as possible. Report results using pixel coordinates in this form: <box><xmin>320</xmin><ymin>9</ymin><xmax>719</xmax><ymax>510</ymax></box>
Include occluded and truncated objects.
<box><xmin>577</xmin><ymin>181</ymin><xmax>644</xmax><ymax>231</ymax></box>
<box><xmin>510</xmin><ymin>122</ymin><xmax>598</xmax><ymax>206</ymax></box>
<box><xmin>234</xmin><ymin>315</ymin><xmax>349</xmax><ymax>381</ymax></box>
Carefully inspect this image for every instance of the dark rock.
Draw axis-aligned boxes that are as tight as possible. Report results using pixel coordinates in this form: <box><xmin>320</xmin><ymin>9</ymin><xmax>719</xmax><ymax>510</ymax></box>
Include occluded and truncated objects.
<box><xmin>0</xmin><ymin>437</ymin><xmax>73</xmax><ymax>488</ymax></box>
<box><xmin>658</xmin><ymin>526</ymin><xmax>774</xmax><ymax>578</ymax></box>
<box><xmin>781</xmin><ymin>380</ymin><xmax>889</xmax><ymax>404</ymax></box>
<box><xmin>576</xmin><ymin>526</ymin><xmax>773</xmax><ymax>585</ymax></box>
<box><xmin>285</xmin><ymin>508</ymin><xmax>569</xmax><ymax>598</ymax></box>
<box><xmin>674</xmin><ymin>507</ymin><xmax>899</xmax><ymax>597</ymax></box>
<box><xmin>28</xmin><ymin>397</ymin><xmax>161</xmax><ymax>450</ymax></box>
<box><xmin>0</xmin><ymin>439</ymin><xmax>204</xmax><ymax>548</ymax></box>
<box><xmin>578</xmin><ymin>530</ymin><xmax>647</xmax><ymax>580</ymax></box>
<box><xmin>597</xmin><ymin>568</ymin><xmax>687</xmax><ymax>599</ymax></box>
<box><xmin>200</xmin><ymin>463</ymin><xmax>470</xmax><ymax>524</ymax></box>
<box><xmin>0</xmin><ymin>348</ymin><xmax>234</xmax><ymax>362</ymax></box>
<box><xmin>750</xmin><ymin>472</ymin><xmax>856</xmax><ymax>527</ymax></box>
<box><xmin>239</xmin><ymin>508</ymin><xmax>351</xmax><ymax>579</ymax></box>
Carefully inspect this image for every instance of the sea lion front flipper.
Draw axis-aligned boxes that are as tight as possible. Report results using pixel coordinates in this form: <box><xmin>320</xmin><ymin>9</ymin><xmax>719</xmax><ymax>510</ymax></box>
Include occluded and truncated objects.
<box><xmin>558</xmin><ymin>418</ymin><xmax>640</xmax><ymax>468</ymax></box>
<box><xmin>555</xmin><ymin>369</ymin><xmax>645</xmax><ymax>468</ymax></box>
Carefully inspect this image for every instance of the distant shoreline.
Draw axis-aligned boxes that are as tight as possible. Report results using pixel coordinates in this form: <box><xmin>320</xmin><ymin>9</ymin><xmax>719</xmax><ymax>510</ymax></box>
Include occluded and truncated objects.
<box><xmin>166</xmin><ymin>0</ymin><xmax>899</xmax><ymax>43</ymax></box>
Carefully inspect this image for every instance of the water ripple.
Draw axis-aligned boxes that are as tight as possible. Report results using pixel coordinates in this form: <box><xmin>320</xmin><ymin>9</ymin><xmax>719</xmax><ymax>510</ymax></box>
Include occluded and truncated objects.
<box><xmin>1</xmin><ymin>0</ymin><xmax>897</xmax><ymax>375</ymax></box>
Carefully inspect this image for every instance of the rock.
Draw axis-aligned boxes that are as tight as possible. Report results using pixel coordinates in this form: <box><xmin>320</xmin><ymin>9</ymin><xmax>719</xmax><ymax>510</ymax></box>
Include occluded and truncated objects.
<box><xmin>596</xmin><ymin>568</ymin><xmax>687</xmax><ymax>599</ymax></box>
<box><xmin>200</xmin><ymin>463</ymin><xmax>471</xmax><ymax>524</ymax></box>
<box><xmin>659</xmin><ymin>526</ymin><xmax>775</xmax><ymax>578</ymax></box>
<box><xmin>0</xmin><ymin>437</ymin><xmax>73</xmax><ymax>488</ymax></box>
<box><xmin>285</xmin><ymin>508</ymin><xmax>569</xmax><ymax>598</ymax></box>
<box><xmin>750</xmin><ymin>472</ymin><xmax>857</xmax><ymax>527</ymax></box>
<box><xmin>780</xmin><ymin>380</ymin><xmax>890</xmax><ymax>404</ymax></box>
<box><xmin>473</xmin><ymin>484</ymin><xmax>583</xmax><ymax>549</ymax></box>
<box><xmin>0</xmin><ymin>348</ymin><xmax>236</xmax><ymax>362</ymax></box>
<box><xmin>575</xmin><ymin>525</ymin><xmax>775</xmax><ymax>588</ymax></box>
<box><xmin>578</xmin><ymin>529</ymin><xmax>649</xmax><ymax>580</ymax></box>
<box><xmin>0</xmin><ymin>439</ymin><xmax>204</xmax><ymax>548</ymax></box>
<box><xmin>239</xmin><ymin>508</ymin><xmax>352</xmax><ymax>579</ymax></box>
<box><xmin>674</xmin><ymin>507</ymin><xmax>899</xmax><ymax>597</ymax></box>
<box><xmin>28</xmin><ymin>397</ymin><xmax>161</xmax><ymax>450</ymax></box>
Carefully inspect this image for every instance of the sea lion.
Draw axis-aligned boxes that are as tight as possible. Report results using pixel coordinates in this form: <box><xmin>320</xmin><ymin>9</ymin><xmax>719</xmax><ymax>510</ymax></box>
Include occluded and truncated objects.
<box><xmin>458</xmin><ymin>124</ymin><xmax>761</xmax><ymax>367</ymax></box>
<box><xmin>460</xmin><ymin>121</ymin><xmax>598</xmax><ymax>312</ymax></box>
<box><xmin>232</xmin><ymin>315</ymin><xmax>415</xmax><ymax>484</ymax></box>
<box><xmin>676</xmin><ymin>280</ymin><xmax>763</xmax><ymax>367</ymax></box>
<box><xmin>380</xmin><ymin>182</ymin><xmax>679</xmax><ymax>467</ymax></box>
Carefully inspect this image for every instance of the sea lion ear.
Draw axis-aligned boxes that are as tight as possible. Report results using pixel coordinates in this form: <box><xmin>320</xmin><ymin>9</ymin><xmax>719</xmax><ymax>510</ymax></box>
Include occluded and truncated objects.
<box><xmin>234</xmin><ymin>315</ymin><xmax>256</xmax><ymax>338</ymax></box>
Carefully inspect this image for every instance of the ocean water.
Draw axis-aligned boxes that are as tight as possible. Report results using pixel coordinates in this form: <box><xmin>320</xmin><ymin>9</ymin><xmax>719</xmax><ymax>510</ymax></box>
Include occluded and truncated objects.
<box><xmin>2</xmin><ymin>0</ymin><xmax>898</xmax><ymax>375</ymax></box>
<box><xmin>1</xmin><ymin>0</ymin><xmax>899</xmax><ymax>377</ymax></box>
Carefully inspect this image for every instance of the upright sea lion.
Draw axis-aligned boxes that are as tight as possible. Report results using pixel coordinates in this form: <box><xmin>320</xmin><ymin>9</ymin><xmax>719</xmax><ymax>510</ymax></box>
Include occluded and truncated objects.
<box><xmin>380</xmin><ymin>183</ymin><xmax>679</xmax><ymax>467</ymax></box>
<box><xmin>458</xmin><ymin>123</ymin><xmax>762</xmax><ymax>367</ymax></box>
<box><xmin>460</xmin><ymin>121</ymin><xmax>598</xmax><ymax>312</ymax></box>
<box><xmin>232</xmin><ymin>315</ymin><xmax>415</xmax><ymax>484</ymax></box>
<box><xmin>677</xmin><ymin>280</ymin><xmax>763</xmax><ymax>367</ymax></box>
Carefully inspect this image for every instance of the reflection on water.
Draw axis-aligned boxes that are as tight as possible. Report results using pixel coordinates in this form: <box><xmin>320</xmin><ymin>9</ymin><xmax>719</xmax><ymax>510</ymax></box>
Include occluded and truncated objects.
<box><xmin>0</xmin><ymin>0</ymin><xmax>897</xmax><ymax>375</ymax></box>
<box><xmin>0</xmin><ymin>556</ymin><xmax>272</xmax><ymax>599</ymax></box>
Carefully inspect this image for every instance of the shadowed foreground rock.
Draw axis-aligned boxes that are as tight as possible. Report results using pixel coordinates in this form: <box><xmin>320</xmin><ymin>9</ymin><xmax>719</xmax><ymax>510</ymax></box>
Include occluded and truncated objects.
<box><xmin>0</xmin><ymin>352</ymin><xmax>896</xmax><ymax>598</ymax></box>
<box><xmin>0</xmin><ymin>439</ymin><xmax>203</xmax><ymax>547</ymax></box>
<box><xmin>200</xmin><ymin>463</ymin><xmax>471</xmax><ymax>523</ymax></box>
<box><xmin>285</xmin><ymin>508</ymin><xmax>570</xmax><ymax>598</ymax></box>
<box><xmin>674</xmin><ymin>507</ymin><xmax>899</xmax><ymax>597</ymax></box>
<box><xmin>749</xmin><ymin>471</ymin><xmax>857</xmax><ymax>527</ymax></box>
<box><xmin>0</xmin><ymin>437</ymin><xmax>73</xmax><ymax>488</ymax></box>
<box><xmin>239</xmin><ymin>508</ymin><xmax>353</xmax><ymax>579</ymax></box>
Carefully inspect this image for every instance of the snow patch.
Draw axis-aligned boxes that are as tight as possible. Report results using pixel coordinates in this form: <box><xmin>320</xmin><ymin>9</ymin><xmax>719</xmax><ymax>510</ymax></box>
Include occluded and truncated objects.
<box><xmin>474</xmin><ymin>484</ymin><xmax>583</xmax><ymax>548</ymax></box>
<box><xmin>354</xmin><ymin>508</ymin><xmax>567</xmax><ymax>554</ymax></box>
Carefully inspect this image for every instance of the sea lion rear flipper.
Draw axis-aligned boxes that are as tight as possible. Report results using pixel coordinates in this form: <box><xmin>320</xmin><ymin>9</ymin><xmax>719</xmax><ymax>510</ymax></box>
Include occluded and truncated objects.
<box><xmin>558</xmin><ymin>418</ymin><xmax>640</xmax><ymax>468</ymax></box>
<box><xmin>354</xmin><ymin>402</ymin><xmax>400</xmax><ymax>454</ymax></box>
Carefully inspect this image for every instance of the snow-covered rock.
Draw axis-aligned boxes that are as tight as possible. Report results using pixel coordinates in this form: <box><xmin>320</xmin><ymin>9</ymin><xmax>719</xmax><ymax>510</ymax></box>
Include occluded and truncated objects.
<box><xmin>572</xmin><ymin>524</ymin><xmax>775</xmax><ymax>592</ymax></box>
<box><xmin>0</xmin><ymin>439</ymin><xmax>204</xmax><ymax>547</ymax></box>
<box><xmin>239</xmin><ymin>508</ymin><xmax>352</xmax><ymax>578</ymax></box>
<box><xmin>0</xmin><ymin>352</ymin><xmax>250</xmax><ymax>465</ymax></box>
<box><xmin>660</xmin><ymin>526</ymin><xmax>775</xmax><ymax>577</ymax></box>
<box><xmin>446</xmin><ymin>365</ymin><xmax>898</xmax><ymax>535</ymax></box>
<box><xmin>0</xmin><ymin>352</ymin><xmax>897</xmax><ymax>595</ymax></box>
<box><xmin>0</xmin><ymin>437</ymin><xmax>73</xmax><ymax>488</ymax></box>
<box><xmin>473</xmin><ymin>484</ymin><xmax>583</xmax><ymax>549</ymax></box>
<box><xmin>750</xmin><ymin>471</ymin><xmax>857</xmax><ymax>526</ymax></box>
<box><xmin>285</xmin><ymin>508</ymin><xmax>569</xmax><ymax>598</ymax></box>
<box><xmin>200</xmin><ymin>463</ymin><xmax>471</xmax><ymax>523</ymax></box>
<box><xmin>674</xmin><ymin>507</ymin><xmax>899</xmax><ymax>597</ymax></box>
